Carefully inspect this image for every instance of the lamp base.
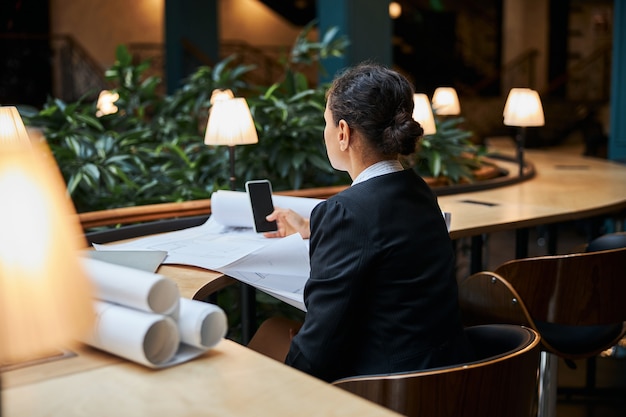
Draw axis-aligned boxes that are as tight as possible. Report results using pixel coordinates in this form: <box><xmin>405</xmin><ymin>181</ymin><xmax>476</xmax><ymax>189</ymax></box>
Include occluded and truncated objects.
<box><xmin>516</xmin><ymin>126</ymin><xmax>526</xmax><ymax>177</ymax></box>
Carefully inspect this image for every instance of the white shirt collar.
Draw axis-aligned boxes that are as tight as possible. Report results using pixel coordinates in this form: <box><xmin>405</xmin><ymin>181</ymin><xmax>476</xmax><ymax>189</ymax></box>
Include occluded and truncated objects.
<box><xmin>351</xmin><ymin>160</ymin><xmax>404</xmax><ymax>186</ymax></box>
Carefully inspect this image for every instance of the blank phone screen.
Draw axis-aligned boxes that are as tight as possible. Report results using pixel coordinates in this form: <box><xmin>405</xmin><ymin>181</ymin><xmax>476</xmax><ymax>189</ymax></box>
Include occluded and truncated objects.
<box><xmin>247</xmin><ymin>181</ymin><xmax>278</xmax><ymax>233</ymax></box>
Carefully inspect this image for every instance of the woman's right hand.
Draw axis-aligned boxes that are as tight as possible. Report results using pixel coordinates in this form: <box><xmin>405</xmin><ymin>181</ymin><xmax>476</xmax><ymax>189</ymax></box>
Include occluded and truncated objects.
<box><xmin>263</xmin><ymin>208</ymin><xmax>310</xmax><ymax>239</ymax></box>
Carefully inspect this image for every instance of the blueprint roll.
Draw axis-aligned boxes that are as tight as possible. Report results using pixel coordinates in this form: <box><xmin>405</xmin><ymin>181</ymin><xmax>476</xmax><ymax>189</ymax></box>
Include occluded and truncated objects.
<box><xmin>177</xmin><ymin>298</ymin><xmax>228</xmax><ymax>349</ymax></box>
<box><xmin>82</xmin><ymin>301</ymin><xmax>180</xmax><ymax>367</ymax></box>
<box><xmin>82</xmin><ymin>257</ymin><xmax>180</xmax><ymax>316</ymax></box>
<box><xmin>210</xmin><ymin>190</ymin><xmax>324</xmax><ymax>229</ymax></box>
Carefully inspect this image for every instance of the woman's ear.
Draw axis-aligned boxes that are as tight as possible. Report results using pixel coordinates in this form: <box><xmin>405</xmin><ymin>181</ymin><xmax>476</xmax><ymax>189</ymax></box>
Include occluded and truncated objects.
<box><xmin>338</xmin><ymin>119</ymin><xmax>351</xmax><ymax>151</ymax></box>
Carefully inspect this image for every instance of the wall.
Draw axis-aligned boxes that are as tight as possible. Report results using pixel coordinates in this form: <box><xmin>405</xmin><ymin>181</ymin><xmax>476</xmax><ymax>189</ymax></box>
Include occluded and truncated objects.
<box><xmin>50</xmin><ymin>0</ymin><xmax>164</xmax><ymax>69</ymax></box>
<box><xmin>501</xmin><ymin>0</ymin><xmax>549</xmax><ymax>92</ymax></box>
<box><xmin>219</xmin><ymin>0</ymin><xmax>301</xmax><ymax>47</ymax></box>
<box><xmin>49</xmin><ymin>0</ymin><xmax>299</xmax><ymax>71</ymax></box>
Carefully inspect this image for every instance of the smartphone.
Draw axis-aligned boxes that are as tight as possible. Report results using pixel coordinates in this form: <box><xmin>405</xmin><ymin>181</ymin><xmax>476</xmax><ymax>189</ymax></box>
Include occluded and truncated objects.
<box><xmin>245</xmin><ymin>180</ymin><xmax>278</xmax><ymax>233</ymax></box>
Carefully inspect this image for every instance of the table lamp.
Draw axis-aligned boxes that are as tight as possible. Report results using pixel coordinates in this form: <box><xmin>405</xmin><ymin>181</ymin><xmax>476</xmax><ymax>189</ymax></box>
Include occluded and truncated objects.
<box><xmin>412</xmin><ymin>93</ymin><xmax>437</xmax><ymax>135</ymax></box>
<box><xmin>503</xmin><ymin>88</ymin><xmax>545</xmax><ymax>176</ymax></box>
<box><xmin>204</xmin><ymin>90</ymin><xmax>258</xmax><ymax>344</ymax></box>
<box><xmin>204</xmin><ymin>90</ymin><xmax>258</xmax><ymax>191</ymax></box>
<box><xmin>96</xmin><ymin>90</ymin><xmax>120</xmax><ymax>117</ymax></box>
<box><xmin>0</xmin><ymin>117</ymin><xmax>94</xmax><ymax>416</ymax></box>
<box><xmin>0</xmin><ymin>106</ymin><xmax>31</xmax><ymax>146</ymax></box>
<box><xmin>432</xmin><ymin>87</ymin><xmax>461</xmax><ymax>116</ymax></box>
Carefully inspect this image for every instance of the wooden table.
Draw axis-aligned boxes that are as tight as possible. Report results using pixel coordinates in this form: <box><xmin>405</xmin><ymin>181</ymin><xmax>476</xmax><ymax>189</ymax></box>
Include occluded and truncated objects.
<box><xmin>438</xmin><ymin>148</ymin><xmax>626</xmax><ymax>270</ymax></box>
<box><xmin>2</xmin><ymin>332</ymin><xmax>399</xmax><ymax>417</ymax></box>
<box><xmin>441</xmin><ymin>149</ymin><xmax>626</xmax><ymax>239</ymax></box>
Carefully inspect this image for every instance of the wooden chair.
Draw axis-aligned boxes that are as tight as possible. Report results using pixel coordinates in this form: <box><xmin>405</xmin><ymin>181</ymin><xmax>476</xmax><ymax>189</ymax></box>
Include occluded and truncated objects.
<box><xmin>579</xmin><ymin>232</ymin><xmax>626</xmax><ymax>393</ymax></box>
<box><xmin>457</xmin><ymin>246</ymin><xmax>626</xmax><ymax>417</ymax></box>
<box><xmin>332</xmin><ymin>324</ymin><xmax>541</xmax><ymax>417</ymax></box>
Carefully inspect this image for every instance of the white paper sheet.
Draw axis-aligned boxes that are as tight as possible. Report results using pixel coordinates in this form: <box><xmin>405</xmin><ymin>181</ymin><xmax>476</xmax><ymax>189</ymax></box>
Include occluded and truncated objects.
<box><xmin>218</xmin><ymin>233</ymin><xmax>310</xmax><ymax>311</ymax></box>
<box><xmin>82</xmin><ymin>257</ymin><xmax>180</xmax><ymax>316</ymax></box>
<box><xmin>95</xmin><ymin>191</ymin><xmax>320</xmax><ymax>273</ymax></box>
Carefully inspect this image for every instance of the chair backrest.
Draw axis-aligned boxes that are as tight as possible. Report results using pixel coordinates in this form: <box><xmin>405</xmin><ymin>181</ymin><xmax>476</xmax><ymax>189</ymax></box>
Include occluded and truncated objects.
<box><xmin>332</xmin><ymin>324</ymin><xmax>540</xmax><ymax>417</ymax></box>
<box><xmin>493</xmin><ymin>247</ymin><xmax>626</xmax><ymax>326</ymax></box>
<box><xmin>458</xmin><ymin>271</ymin><xmax>535</xmax><ymax>329</ymax></box>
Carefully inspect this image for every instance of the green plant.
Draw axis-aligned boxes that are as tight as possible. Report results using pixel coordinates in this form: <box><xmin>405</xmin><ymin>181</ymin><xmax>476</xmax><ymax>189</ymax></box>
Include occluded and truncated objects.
<box><xmin>24</xmin><ymin>23</ymin><xmax>486</xmax><ymax>215</ymax></box>
<box><xmin>238</xmin><ymin>20</ymin><xmax>351</xmax><ymax>190</ymax></box>
<box><xmin>23</xmin><ymin>47</ymin><xmax>257</xmax><ymax>213</ymax></box>
<box><xmin>403</xmin><ymin>113</ymin><xmax>486</xmax><ymax>184</ymax></box>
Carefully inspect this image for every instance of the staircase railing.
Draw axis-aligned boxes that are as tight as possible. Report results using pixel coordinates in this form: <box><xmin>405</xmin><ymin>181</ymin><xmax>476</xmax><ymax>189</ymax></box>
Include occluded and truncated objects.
<box><xmin>460</xmin><ymin>48</ymin><xmax>539</xmax><ymax>96</ymax></box>
<box><xmin>127</xmin><ymin>40</ymin><xmax>287</xmax><ymax>89</ymax></box>
<box><xmin>543</xmin><ymin>42</ymin><xmax>612</xmax><ymax>102</ymax></box>
<box><xmin>0</xmin><ymin>33</ymin><xmax>107</xmax><ymax>103</ymax></box>
<box><xmin>51</xmin><ymin>34</ymin><xmax>109</xmax><ymax>101</ymax></box>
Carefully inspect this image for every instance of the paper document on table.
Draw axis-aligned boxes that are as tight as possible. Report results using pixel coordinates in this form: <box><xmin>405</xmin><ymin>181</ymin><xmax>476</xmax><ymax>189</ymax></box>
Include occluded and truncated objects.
<box><xmin>94</xmin><ymin>191</ymin><xmax>319</xmax><ymax>310</ymax></box>
<box><xmin>95</xmin><ymin>191</ymin><xmax>322</xmax><ymax>270</ymax></box>
<box><xmin>94</xmin><ymin>218</ymin><xmax>271</xmax><ymax>270</ymax></box>
<box><xmin>218</xmin><ymin>233</ymin><xmax>310</xmax><ymax>311</ymax></box>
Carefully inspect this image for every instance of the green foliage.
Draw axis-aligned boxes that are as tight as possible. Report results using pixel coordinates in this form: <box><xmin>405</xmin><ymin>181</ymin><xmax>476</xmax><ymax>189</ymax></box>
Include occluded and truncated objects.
<box><xmin>239</xmin><ymin>19</ymin><xmax>352</xmax><ymax>190</ymax></box>
<box><xmin>24</xmin><ymin>48</ymin><xmax>260</xmax><ymax>213</ymax></box>
<box><xmin>23</xmin><ymin>23</ymin><xmax>483</xmax><ymax>214</ymax></box>
<box><xmin>23</xmin><ymin>25</ymin><xmax>352</xmax><ymax>213</ymax></box>
<box><xmin>402</xmin><ymin>113</ymin><xmax>485</xmax><ymax>184</ymax></box>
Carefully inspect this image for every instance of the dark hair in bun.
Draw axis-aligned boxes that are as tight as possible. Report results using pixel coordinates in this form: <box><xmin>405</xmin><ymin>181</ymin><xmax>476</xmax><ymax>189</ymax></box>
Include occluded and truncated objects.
<box><xmin>326</xmin><ymin>62</ymin><xmax>424</xmax><ymax>156</ymax></box>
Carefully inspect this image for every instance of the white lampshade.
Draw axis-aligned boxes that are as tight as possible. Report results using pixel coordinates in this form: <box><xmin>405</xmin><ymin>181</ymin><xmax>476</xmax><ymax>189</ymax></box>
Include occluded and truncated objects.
<box><xmin>0</xmin><ymin>106</ymin><xmax>31</xmax><ymax>146</ymax></box>
<box><xmin>0</xmin><ymin>142</ymin><xmax>94</xmax><ymax>364</ymax></box>
<box><xmin>503</xmin><ymin>88</ymin><xmax>545</xmax><ymax>127</ymax></box>
<box><xmin>96</xmin><ymin>90</ymin><xmax>120</xmax><ymax>117</ymax></box>
<box><xmin>432</xmin><ymin>87</ymin><xmax>461</xmax><ymax>115</ymax></box>
<box><xmin>412</xmin><ymin>93</ymin><xmax>437</xmax><ymax>135</ymax></box>
<box><xmin>204</xmin><ymin>96</ymin><xmax>259</xmax><ymax>146</ymax></box>
<box><xmin>389</xmin><ymin>2</ymin><xmax>402</xmax><ymax>19</ymax></box>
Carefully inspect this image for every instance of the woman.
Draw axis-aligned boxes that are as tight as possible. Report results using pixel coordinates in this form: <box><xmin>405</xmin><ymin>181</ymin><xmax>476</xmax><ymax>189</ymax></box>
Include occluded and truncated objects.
<box><xmin>263</xmin><ymin>63</ymin><xmax>472</xmax><ymax>382</ymax></box>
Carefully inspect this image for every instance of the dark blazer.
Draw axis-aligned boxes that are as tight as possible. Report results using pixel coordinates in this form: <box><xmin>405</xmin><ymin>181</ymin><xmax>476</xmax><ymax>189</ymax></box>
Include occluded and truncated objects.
<box><xmin>285</xmin><ymin>169</ymin><xmax>471</xmax><ymax>382</ymax></box>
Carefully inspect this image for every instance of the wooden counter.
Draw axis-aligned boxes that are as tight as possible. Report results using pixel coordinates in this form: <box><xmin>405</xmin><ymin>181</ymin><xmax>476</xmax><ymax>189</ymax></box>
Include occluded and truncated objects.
<box><xmin>2</xmin><ymin>334</ymin><xmax>399</xmax><ymax>417</ymax></box>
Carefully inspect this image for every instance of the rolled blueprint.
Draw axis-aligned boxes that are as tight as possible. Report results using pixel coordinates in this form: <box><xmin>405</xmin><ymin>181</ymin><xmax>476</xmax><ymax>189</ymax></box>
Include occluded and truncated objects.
<box><xmin>177</xmin><ymin>298</ymin><xmax>228</xmax><ymax>349</ymax></box>
<box><xmin>82</xmin><ymin>301</ymin><xmax>180</xmax><ymax>367</ymax></box>
<box><xmin>210</xmin><ymin>190</ymin><xmax>323</xmax><ymax>229</ymax></box>
<box><xmin>82</xmin><ymin>257</ymin><xmax>180</xmax><ymax>316</ymax></box>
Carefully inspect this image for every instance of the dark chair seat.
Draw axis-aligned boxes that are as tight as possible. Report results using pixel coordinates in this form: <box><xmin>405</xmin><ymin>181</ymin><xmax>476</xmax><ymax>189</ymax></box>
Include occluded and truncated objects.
<box><xmin>535</xmin><ymin>322</ymin><xmax>624</xmax><ymax>356</ymax></box>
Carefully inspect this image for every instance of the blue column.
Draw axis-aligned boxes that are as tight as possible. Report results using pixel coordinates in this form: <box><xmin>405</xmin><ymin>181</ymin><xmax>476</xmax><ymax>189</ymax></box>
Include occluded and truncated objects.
<box><xmin>609</xmin><ymin>0</ymin><xmax>626</xmax><ymax>161</ymax></box>
<box><xmin>317</xmin><ymin>0</ymin><xmax>391</xmax><ymax>83</ymax></box>
<box><xmin>164</xmin><ymin>0</ymin><xmax>219</xmax><ymax>94</ymax></box>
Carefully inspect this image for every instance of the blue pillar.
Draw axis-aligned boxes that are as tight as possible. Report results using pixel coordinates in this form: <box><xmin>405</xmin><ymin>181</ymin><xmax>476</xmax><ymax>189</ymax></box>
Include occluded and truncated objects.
<box><xmin>164</xmin><ymin>0</ymin><xmax>219</xmax><ymax>94</ymax></box>
<box><xmin>609</xmin><ymin>0</ymin><xmax>626</xmax><ymax>161</ymax></box>
<box><xmin>317</xmin><ymin>0</ymin><xmax>391</xmax><ymax>83</ymax></box>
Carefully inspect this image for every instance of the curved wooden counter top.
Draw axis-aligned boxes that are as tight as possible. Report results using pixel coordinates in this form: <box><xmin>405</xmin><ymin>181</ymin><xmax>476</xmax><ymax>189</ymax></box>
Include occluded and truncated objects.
<box><xmin>440</xmin><ymin>150</ymin><xmax>626</xmax><ymax>239</ymax></box>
